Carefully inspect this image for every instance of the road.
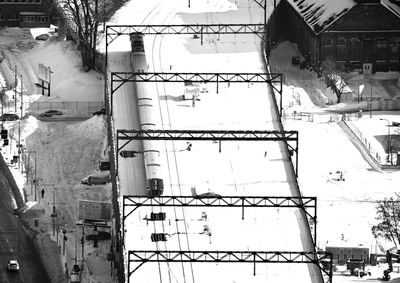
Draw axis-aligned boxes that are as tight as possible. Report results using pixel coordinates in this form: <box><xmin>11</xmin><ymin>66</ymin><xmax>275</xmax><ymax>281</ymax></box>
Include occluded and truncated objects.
<box><xmin>0</xmin><ymin>172</ymin><xmax>51</xmax><ymax>283</ymax></box>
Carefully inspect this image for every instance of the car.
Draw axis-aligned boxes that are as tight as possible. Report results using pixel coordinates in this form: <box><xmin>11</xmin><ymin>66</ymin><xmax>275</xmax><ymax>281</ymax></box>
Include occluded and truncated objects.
<box><xmin>81</xmin><ymin>174</ymin><xmax>111</xmax><ymax>186</ymax></box>
<box><xmin>7</xmin><ymin>260</ymin><xmax>19</xmax><ymax>271</ymax></box>
<box><xmin>39</xmin><ymin>110</ymin><xmax>63</xmax><ymax>118</ymax></box>
<box><xmin>92</xmin><ymin>108</ymin><xmax>106</xmax><ymax>116</ymax></box>
<box><xmin>195</xmin><ymin>192</ymin><xmax>222</xmax><ymax>198</ymax></box>
<box><xmin>35</xmin><ymin>34</ymin><xmax>50</xmax><ymax>41</ymax></box>
<box><xmin>0</xmin><ymin>113</ymin><xmax>19</xmax><ymax>121</ymax></box>
<box><xmin>86</xmin><ymin>231</ymin><xmax>111</xmax><ymax>241</ymax></box>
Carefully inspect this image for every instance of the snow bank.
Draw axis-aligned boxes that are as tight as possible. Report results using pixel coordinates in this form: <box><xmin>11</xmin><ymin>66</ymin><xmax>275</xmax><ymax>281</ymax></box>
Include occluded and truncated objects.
<box><xmin>34</xmin><ymin>233</ymin><xmax>66</xmax><ymax>283</ymax></box>
<box><xmin>25</xmin><ymin>40</ymin><xmax>104</xmax><ymax>102</ymax></box>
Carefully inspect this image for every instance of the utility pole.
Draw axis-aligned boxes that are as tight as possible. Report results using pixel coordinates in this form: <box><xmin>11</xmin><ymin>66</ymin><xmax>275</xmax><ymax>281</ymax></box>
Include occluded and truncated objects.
<box><xmin>25</xmin><ymin>151</ymin><xmax>36</xmax><ymax>198</ymax></box>
<box><xmin>81</xmin><ymin>204</ymin><xmax>85</xmax><ymax>262</ymax></box>
<box><xmin>18</xmin><ymin>121</ymin><xmax>21</xmax><ymax>170</ymax></box>
<box><xmin>53</xmin><ymin>185</ymin><xmax>56</xmax><ymax>236</ymax></box>
<box><xmin>34</xmin><ymin>154</ymin><xmax>37</xmax><ymax>201</ymax></box>
<box><xmin>1</xmin><ymin>87</ymin><xmax>4</xmax><ymax>118</ymax></box>
<box><xmin>14</xmin><ymin>65</ymin><xmax>17</xmax><ymax>113</ymax></box>
<box><xmin>48</xmin><ymin>66</ymin><xmax>52</xmax><ymax>97</ymax></box>
<box><xmin>370</xmin><ymin>75</ymin><xmax>373</xmax><ymax>118</ymax></box>
<box><xmin>20</xmin><ymin>74</ymin><xmax>23</xmax><ymax>118</ymax></box>
<box><xmin>40</xmin><ymin>183</ymin><xmax>56</xmax><ymax>234</ymax></box>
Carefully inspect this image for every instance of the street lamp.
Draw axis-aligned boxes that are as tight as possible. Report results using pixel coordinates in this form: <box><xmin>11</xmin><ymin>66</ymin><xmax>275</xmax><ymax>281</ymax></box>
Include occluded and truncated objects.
<box><xmin>52</xmin><ymin>201</ymin><xmax>66</xmax><ymax>250</ymax></box>
<box><xmin>380</xmin><ymin>118</ymin><xmax>392</xmax><ymax>165</ymax></box>
<box><xmin>25</xmin><ymin>150</ymin><xmax>37</xmax><ymax>200</ymax></box>
<box><xmin>40</xmin><ymin>183</ymin><xmax>56</xmax><ymax>236</ymax></box>
<box><xmin>14</xmin><ymin>65</ymin><xmax>17</xmax><ymax>113</ymax></box>
<box><xmin>20</xmin><ymin>74</ymin><xmax>23</xmax><ymax>119</ymax></box>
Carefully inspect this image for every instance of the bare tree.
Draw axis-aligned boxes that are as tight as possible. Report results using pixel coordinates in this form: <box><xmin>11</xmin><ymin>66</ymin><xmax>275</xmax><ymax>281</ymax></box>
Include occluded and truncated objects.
<box><xmin>59</xmin><ymin>0</ymin><xmax>115</xmax><ymax>70</ymax></box>
<box><xmin>321</xmin><ymin>60</ymin><xmax>349</xmax><ymax>103</ymax></box>
<box><xmin>372</xmin><ymin>195</ymin><xmax>400</xmax><ymax>247</ymax></box>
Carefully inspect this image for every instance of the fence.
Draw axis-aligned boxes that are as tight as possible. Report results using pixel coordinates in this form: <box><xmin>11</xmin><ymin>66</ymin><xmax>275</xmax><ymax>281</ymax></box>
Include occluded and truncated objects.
<box><xmin>345</xmin><ymin>120</ymin><xmax>386</xmax><ymax>165</ymax></box>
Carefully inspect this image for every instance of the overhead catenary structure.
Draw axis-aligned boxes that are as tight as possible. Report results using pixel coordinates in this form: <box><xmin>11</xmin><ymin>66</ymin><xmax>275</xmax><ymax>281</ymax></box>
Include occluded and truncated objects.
<box><xmin>104</xmin><ymin>20</ymin><xmax>324</xmax><ymax>283</ymax></box>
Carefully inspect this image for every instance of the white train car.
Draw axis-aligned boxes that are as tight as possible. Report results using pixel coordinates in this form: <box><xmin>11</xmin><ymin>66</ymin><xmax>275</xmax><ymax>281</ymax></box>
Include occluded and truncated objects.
<box><xmin>129</xmin><ymin>32</ymin><xmax>164</xmax><ymax>197</ymax></box>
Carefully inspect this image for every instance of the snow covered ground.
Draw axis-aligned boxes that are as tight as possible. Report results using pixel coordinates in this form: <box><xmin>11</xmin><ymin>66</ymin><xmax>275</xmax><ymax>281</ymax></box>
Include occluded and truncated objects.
<box><xmin>269</xmin><ymin>39</ymin><xmax>400</xmax><ymax>254</ymax></box>
<box><xmin>0</xmin><ymin>0</ymin><xmax>398</xmax><ymax>283</ymax></box>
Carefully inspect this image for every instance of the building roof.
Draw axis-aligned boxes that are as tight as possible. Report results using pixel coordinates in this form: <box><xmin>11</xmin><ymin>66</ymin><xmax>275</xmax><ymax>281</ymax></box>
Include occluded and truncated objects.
<box><xmin>382</xmin><ymin>0</ymin><xmax>400</xmax><ymax>17</ymax></box>
<box><xmin>19</xmin><ymin>12</ymin><xmax>48</xmax><ymax>16</ymax></box>
<box><xmin>286</xmin><ymin>0</ymin><xmax>400</xmax><ymax>34</ymax></box>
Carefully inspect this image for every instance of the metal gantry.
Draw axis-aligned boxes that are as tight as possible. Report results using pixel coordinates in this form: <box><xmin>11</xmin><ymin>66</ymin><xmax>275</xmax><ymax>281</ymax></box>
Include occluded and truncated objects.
<box><xmin>106</xmin><ymin>24</ymin><xmax>265</xmax><ymax>45</ymax></box>
<box><xmin>116</xmin><ymin>129</ymin><xmax>299</xmax><ymax>176</ymax></box>
<box><xmin>122</xmin><ymin>195</ymin><xmax>317</xmax><ymax>244</ymax></box>
<box><xmin>105</xmin><ymin>25</ymin><xmax>284</xmax><ymax>118</ymax></box>
<box><xmin>110</xmin><ymin>72</ymin><xmax>282</xmax><ymax>114</ymax></box>
<box><xmin>127</xmin><ymin>250</ymin><xmax>333</xmax><ymax>283</ymax></box>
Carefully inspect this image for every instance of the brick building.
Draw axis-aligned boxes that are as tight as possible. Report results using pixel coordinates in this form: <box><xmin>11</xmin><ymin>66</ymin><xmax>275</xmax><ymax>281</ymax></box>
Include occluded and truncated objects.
<box><xmin>280</xmin><ymin>0</ymin><xmax>400</xmax><ymax>72</ymax></box>
<box><xmin>0</xmin><ymin>0</ymin><xmax>51</xmax><ymax>28</ymax></box>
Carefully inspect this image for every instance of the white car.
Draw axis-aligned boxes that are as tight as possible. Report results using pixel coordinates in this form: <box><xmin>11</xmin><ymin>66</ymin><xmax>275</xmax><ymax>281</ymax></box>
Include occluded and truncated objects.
<box><xmin>7</xmin><ymin>260</ymin><xmax>19</xmax><ymax>271</ymax></box>
<box><xmin>81</xmin><ymin>174</ymin><xmax>111</xmax><ymax>186</ymax></box>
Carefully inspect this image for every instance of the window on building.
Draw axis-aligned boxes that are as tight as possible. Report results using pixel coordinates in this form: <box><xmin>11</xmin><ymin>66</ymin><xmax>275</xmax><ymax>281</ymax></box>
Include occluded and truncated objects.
<box><xmin>6</xmin><ymin>0</ymin><xmax>12</xmax><ymax>3</ymax></box>
<box><xmin>337</xmin><ymin>37</ymin><xmax>347</xmax><ymax>62</ymax></box>
<box><xmin>389</xmin><ymin>37</ymin><xmax>400</xmax><ymax>61</ymax></box>
<box><xmin>38</xmin><ymin>16</ymin><xmax>49</xmax><ymax>22</ymax></box>
<box><xmin>0</xmin><ymin>0</ymin><xmax>4</xmax><ymax>3</ymax></box>
<box><xmin>34</xmin><ymin>0</ymin><xmax>41</xmax><ymax>3</ymax></box>
<box><xmin>376</xmin><ymin>40</ymin><xmax>387</xmax><ymax>62</ymax></box>
<box><xmin>21</xmin><ymin>0</ymin><xmax>26</xmax><ymax>3</ymax></box>
<box><xmin>28</xmin><ymin>0</ymin><xmax>33</xmax><ymax>3</ymax></box>
<box><xmin>7</xmin><ymin>14</ymin><xmax>18</xmax><ymax>20</ymax></box>
<box><xmin>350</xmin><ymin>37</ymin><xmax>361</xmax><ymax>62</ymax></box>
<box><xmin>23</xmin><ymin>15</ymin><xmax>35</xmax><ymax>22</ymax></box>
<box><xmin>14</xmin><ymin>0</ymin><xmax>19</xmax><ymax>3</ymax></box>
<box><xmin>0</xmin><ymin>14</ymin><xmax>4</xmax><ymax>21</ymax></box>
<box><xmin>322</xmin><ymin>37</ymin><xmax>334</xmax><ymax>61</ymax></box>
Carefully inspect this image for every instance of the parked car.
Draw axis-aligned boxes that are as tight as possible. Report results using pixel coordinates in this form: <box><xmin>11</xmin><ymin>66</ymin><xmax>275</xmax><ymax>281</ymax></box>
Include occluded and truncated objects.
<box><xmin>86</xmin><ymin>231</ymin><xmax>111</xmax><ymax>241</ymax></box>
<box><xmin>81</xmin><ymin>174</ymin><xmax>111</xmax><ymax>186</ymax></box>
<box><xmin>35</xmin><ymin>34</ymin><xmax>50</xmax><ymax>41</ymax></box>
<box><xmin>39</xmin><ymin>110</ymin><xmax>63</xmax><ymax>118</ymax></box>
<box><xmin>92</xmin><ymin>108</ymin><xmax>106</xmax><ymax>116</ymax></box>
<box><xmin>195</xmin><ymin>192</ymin><xmax>222</xmax><ymax>198</ymax></box>
<box><xmin>0</xmin><ymin>113</ymin><xmax>19</xmax><ymax>121</ymax></box>
<box><xmin>7</xmin><ymin>260</ymin><xmax>19</xmax><ymax>272</ymax></box>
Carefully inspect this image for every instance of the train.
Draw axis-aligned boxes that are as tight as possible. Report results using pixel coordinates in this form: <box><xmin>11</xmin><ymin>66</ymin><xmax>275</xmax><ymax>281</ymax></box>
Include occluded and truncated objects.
<box><xmin>129</xmin><ymin>32</ymin><xmax>164</xmax><ymax>197</ymax></box>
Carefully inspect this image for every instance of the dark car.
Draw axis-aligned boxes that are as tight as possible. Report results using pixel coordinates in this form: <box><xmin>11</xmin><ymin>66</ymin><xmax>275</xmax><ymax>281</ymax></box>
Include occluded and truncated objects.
<box><xmin>39</xmin><ymin>110</ymin><xmax>63</xmax><ymax>117</ymax></box>
<box><xmin>0</xmin><ymin>113</ymin><xmax>19</xmax><ymax>121</ymax></box>
<box><xmin>93</xmin><ymin>108</ymin><xmax>106</xmax><ymax>116</ymax></box>
<box><xmin>86</xmin><ymin>231</ymin><xmax>111</xmax><ymax>241</ymax></box>
<box><xmin>35</xmin><ymin>34</ymin><xmax>50</xmax><ymax>41</ymax></box>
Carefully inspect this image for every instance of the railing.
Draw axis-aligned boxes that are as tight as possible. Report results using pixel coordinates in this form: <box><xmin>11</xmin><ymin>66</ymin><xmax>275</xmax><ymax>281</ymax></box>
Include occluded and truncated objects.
<box><xmin>26</xmin><ymin>101</ymin><xmax>103</xmax><ymax>112</ymax></box>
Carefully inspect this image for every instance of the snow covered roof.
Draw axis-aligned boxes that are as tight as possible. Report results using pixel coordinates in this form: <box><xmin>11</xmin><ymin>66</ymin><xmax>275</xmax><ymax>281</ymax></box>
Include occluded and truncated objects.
<box><xmin>286</xmin><ymin>0</ymin><xmax>400</xmax><ymax>34</ymax></box>
<box><xmin>286</xmin><ymin>0</ymin><xmax>356</xmax><ymax>34</ymax></box>
<box><xmin>382</xmin><ymin>0</ymin><xmax>400</xmax><ymax>17</ymax></box>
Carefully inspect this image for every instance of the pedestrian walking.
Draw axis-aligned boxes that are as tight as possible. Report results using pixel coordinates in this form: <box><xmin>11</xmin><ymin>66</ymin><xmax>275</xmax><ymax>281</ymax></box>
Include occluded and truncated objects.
<box><xmin>41</xmin><ymin>188</ymin><xmax>45</xmax><ymax>198</ymax></box>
